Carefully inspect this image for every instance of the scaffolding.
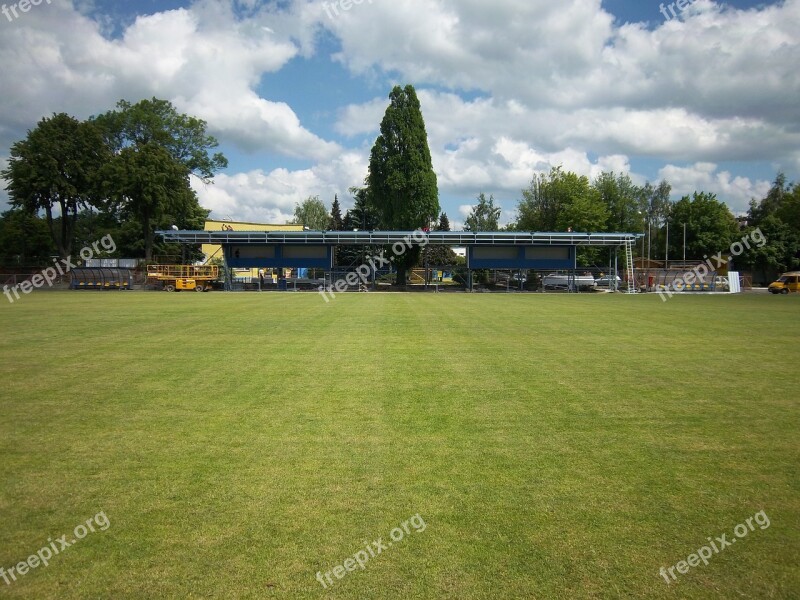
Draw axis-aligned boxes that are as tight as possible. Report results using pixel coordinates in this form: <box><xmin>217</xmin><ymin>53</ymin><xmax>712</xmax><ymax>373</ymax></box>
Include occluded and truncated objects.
<box><xmin>146</xmin><ymin>264</ymin><xmax>219</xmax><ymax>292</ymax></box>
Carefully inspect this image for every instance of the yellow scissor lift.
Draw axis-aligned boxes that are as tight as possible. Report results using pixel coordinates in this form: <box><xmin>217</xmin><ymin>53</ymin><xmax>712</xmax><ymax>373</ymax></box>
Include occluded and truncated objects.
<box><xmin>146</xmin><ymin>264</ymin><xmax>219</xmax><ymax>292</ymax></box>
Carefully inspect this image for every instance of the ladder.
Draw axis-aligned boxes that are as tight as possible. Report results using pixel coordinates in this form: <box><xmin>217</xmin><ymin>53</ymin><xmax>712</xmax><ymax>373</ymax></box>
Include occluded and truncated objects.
<box><xmin>624</xmin><ymin>240</ymin><xmax>636</xmax><ymax>294</ymax></box>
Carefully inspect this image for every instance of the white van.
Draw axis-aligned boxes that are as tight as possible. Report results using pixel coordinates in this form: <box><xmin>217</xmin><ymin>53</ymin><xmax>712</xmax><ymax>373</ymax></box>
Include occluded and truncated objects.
<box><xmin>543</xmin><ymin>273</ymin><xmax>596</xmax><ymax>291</ymax></box>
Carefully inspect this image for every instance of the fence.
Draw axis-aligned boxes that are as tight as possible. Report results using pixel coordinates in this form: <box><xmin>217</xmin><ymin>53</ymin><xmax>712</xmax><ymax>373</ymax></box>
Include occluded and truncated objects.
<box><xmin>2</xmin><ymin>272</ymin><xmax>69</xmax><ymax>288</ymax></box>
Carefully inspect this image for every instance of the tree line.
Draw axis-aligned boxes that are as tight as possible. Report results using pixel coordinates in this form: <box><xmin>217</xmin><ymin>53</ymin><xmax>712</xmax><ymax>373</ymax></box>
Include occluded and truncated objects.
<box><xmin>2</xmin><ymin>86</ymin><xmax>798</xmax><ymax>279</ymax></box>
<box><xmin>290</xmin><ymin>165</ymin><xmax>800</xmax><ymax>277</ymax></box>
<box><xmin>1</xmin><ymin>98</ymin><xmax>226</xmax><ymax>263</ymax></box>
<box><xmin>287</xmin><ymin>84</ymin><xmax>799</xmax><ymax>279</ymax></box>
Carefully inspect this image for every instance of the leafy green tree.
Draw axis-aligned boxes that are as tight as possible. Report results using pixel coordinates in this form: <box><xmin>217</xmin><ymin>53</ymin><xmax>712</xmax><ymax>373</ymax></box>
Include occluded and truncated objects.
<box><xmin>593</xmin><ymin>172</ymin><xmax>641</xmax><ymax>233</ymax></box>
<box><xmin>775</xmin><ymin>180</ymin><xmax>800</xmax><ymax>233</ymax></box>
<box><xmin>736</xmin><ymin>216</ymin><xmax>798</xmax><ymax>284</ymax></box>
<box><xmin>292</xmin><ymin>196</ymin><xmax>330</xmax><ymax>230</ymax></box>
<box><xmin>158</xmin><ymin>201</ymin><xmax>210</xmax><ymax>263</ymax></box>
<box><xmin>516</xmin><ymin>167</ymin><xmax>609</xmax><ymax>265</ymax></box>
<box><xmin>516</xmin><ymin>167</ymin><xmax>607</xmax><ymax>233</ymax></box>
<box><xmin>0</xmin><ymin>210</ymin><xmax>55</xmax><ymax>265</ymax></box>
<box><xmin>637</xmin><ymin>180</ymin><xmax>672</xmax><ymax>259</ymax></box>
<box><xmin>517</xmin><ymin>169</ymin><xmax>563</xmax><ymax>231</ymax></box>
<box><xmin>72</xmin><ymin>211</ymin><xmax>133</xmax><ymax>258</ymax></box>
<box><xmin>741</xmin><ymin>175</ymin><xmax>800</xmax><ymax>277</ymax></box>
<box><xmin>101</xmin><ymin>143</ymin><xmax>195</xmax><ymax>260</ymax></box>
<box><xmin>637</xmin><ymin>181</ymin><xmax>672</xmax><ymax>227</ymax></box>
<box><xmin>366</xmin><ymin>84</ymin><xmax>439</xmax><ymax>284</ymax></box>
<box><xmin>749</xmin><ymin>173</ymin><xmax>788</xmax><ymax>224</ymax></box>
<box><xmin>438</xmin><ymin>213</ymin><xmax>451</xmax><ymax>232</ymax></box>
<box><xmin>562</xmin><ymin>188</ymin><xmax>608</xmax><ymax>234</ymax></box>
<box><xmin>465</xmin><ymin>193</ymin><xmax>501</xmax><ymax>232</ymax></box>
<box><xmin>92</xmin><ymin>98</ymin><xmax>227</xmax><ymax>182</ymax></box>
<box><xmin>2</xmin><ymin>113</ymin><xmax>109</xmax><ymax>258</ymax></box>
<box><xmin>667</xmin><ymin>192</ymin><xmax>738</xmax><ymax>260</ymax></box>
<box><xmin>70</xmin><ymin>209</ymin><xmax>120</xmax><ymax>257</ymax></box>
<box><xmin>92</xmin><ymin>98</ymin><xmax>226</xmax><ymax>260</ymax></box>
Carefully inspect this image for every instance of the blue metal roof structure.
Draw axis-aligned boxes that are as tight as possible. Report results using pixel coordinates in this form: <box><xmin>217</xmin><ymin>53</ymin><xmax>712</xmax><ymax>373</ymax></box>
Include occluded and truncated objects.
<box><xmin>157</xmin><ymin>230</ymin><xmax>642</xmax><ymax>247</ymax></box>
<box><xmin>156</xmin><ymin>229</ymin><xmax>642</xmax><ymax>287</ymax></box>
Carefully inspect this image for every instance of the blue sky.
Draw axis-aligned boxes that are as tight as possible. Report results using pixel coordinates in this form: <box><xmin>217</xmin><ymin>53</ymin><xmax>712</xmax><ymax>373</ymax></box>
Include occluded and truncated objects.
<box><xmin>1</xmin><ymin>0</ymin><xmax>798</xmax><ymax>228</ymax></box>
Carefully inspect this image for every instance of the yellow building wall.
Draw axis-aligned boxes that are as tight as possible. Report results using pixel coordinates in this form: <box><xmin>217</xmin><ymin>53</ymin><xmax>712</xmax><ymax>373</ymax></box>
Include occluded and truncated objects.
<box><xmin>201</xmin><ymin>220</ymin><xmax>303</xmax><ymax>264</ymax></box>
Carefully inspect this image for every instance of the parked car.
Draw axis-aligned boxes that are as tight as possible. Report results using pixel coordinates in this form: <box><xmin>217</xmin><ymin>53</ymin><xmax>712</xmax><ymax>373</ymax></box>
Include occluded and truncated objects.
<box><xmin>595</xmin><ymin>275</ymin><xmax>622</xmax><ymax>288</ymax></box>
<box><xmin>543</xmin><ymin>273</ymin><xmax>596</xmax><ymax>291</ymax></box>
<box><xmin>768</xmin><ymin>271</ymin><xmax>800</xmax><ymax>294</ymax></box>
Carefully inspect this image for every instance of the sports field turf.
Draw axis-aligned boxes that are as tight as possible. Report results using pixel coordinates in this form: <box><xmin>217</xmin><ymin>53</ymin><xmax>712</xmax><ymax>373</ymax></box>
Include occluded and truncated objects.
<box><xmin>0</xmin><ymin>292</ymin><xmax>798</xmax><ymax>598</ymax></box>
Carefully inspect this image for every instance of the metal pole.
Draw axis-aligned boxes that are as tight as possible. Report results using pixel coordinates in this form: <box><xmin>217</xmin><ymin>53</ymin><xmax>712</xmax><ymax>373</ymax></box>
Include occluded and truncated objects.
<box><xmin>647</xmin><ymin>220</ymin><xmax>651</xmax><ymax>291</ymax></box>
<box><xmin>424</xmin><ymin>253</ymin><xmax>428</xmax><ymax>291</ymax></box>
<box><xmin>683</xmin><ymin>223</ymin><xmax>686</xmax><ymax>263</ymax></box>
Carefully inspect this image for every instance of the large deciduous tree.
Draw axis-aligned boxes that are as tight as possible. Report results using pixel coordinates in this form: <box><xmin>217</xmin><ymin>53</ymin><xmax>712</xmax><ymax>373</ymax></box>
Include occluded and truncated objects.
<box><xmin>93</xmin><ymin>98</ymin><xmax>227</xmax><ymax>182</ymax></box>
<box><xmin>516</xmin><ymin>167</ymin><xmax>609</xmax><ymax>265</ymax></box>
<box><xmin>0</xmin><ymin>210</ymin><xmax>55</xmax><ymax>265</ymax></box>
<box><xmin>637</xmin><ymin>180</ymin><xmax>672</xmax><ymax>259</ymax></box>
<box><xmin>776</xmin><ymin>182</ymin><xmax>800</xmax><ymax>234</ymax></box>
<box><xmin>101</xmin><ymin>143</ymin><xmax>195</xmax><ymax>260</ymax></box>
<box><xmin>516</xmin><ymin>167</ymin><xmax>608</xmax><ymax>233</ymax></box>
<box><xmin>93</xmin><ymin>98</ymin><xmax>227</xmax><ymax>260</ymax></box>
<box><xmin>292</xmin><ymin>196</ymin><xmax>330</xmax><ymax>230</ymax></box>
<box><xmin>741</xmin><ymin>174</ymin><xmax>800</xmax><ymax>278</ymax></box>
<box><xmin>667</xmin><ymin>192</ymin><xmax>738</xmax><ymax>260</ymax></box>
<box><xmin>2</xmin><ymin>113</ymin><xmax>109</xmax><ymax>258</ymax></box>
<box><xmin>593</xmin><ymin>172</ymin><xmax>641</xmax><ymax>234</ymax></box>
<box><xmin>366</xmin><ymin>85</ymin><xmax>439</xmax><ymax>284</ymax></box>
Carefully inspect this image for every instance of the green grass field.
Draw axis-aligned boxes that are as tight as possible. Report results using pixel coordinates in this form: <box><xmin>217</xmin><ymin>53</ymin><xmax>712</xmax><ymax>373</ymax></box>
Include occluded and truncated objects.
<box><xmin>0</xmin><ymin>292</ymin><xmax>798</xmax><ymax>599</ymax></box>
